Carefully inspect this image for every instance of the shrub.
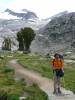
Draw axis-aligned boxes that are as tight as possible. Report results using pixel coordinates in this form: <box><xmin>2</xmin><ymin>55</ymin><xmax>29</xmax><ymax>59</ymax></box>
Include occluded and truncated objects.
<box><xmin>2</xmin><ymin>67</ymin><xmax>14</xmax><ymax>73</ymax></box>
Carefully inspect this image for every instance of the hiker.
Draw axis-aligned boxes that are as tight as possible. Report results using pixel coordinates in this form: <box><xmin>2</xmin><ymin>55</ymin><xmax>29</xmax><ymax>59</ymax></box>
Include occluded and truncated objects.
<box><xmin>52</xmin><ymin>53</ymin><xmax>64</xmax><ymax>94</ymax></box>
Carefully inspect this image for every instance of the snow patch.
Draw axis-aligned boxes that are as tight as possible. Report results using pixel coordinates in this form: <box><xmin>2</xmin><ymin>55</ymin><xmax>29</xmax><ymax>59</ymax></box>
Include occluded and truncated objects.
<box><xmin>0</xmin><ymin>12</ymin><xmax>20</xmax><ymax>19</ymax></box>
<box><xmin>64</xmin><ymin>59</ymin><xmax>75</xmax><ymax>63</ymax></box>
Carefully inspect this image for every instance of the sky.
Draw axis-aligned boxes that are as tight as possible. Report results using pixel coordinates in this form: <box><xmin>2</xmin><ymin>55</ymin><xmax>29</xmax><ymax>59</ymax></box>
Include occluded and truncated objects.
<box><xmin>0</xmin><ymin>0</ymin><xmax>75</xmax><ymax>19</ymax></box>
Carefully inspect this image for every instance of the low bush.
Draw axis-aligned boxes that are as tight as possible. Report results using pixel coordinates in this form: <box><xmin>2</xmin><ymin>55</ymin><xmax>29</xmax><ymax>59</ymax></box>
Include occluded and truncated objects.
<box><xmin>2</xmin><ymin>67</ymin><xmax>14</xmax><ymax>73</ymax></box>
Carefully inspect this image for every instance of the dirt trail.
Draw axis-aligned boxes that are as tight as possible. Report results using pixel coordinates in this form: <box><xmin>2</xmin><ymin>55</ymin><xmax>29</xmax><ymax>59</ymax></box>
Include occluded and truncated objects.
<box><xmin>8</xmin><ymin>60</ymin><xmax>75</xmax><ymax>100</ymax></box>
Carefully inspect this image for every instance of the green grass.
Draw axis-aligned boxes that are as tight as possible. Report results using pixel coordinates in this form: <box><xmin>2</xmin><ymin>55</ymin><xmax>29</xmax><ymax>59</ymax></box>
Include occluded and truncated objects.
<box><xmin>0</xmin><ymin>56</ymin><xmax>24</xmax><ymax>100</ymax></box>
<box><xmin>16</xmin><ymin>53</ymin><xmax>75</xmax><ymax>94</ymax></box>
<box><xmin>0</xmin><ymin>51</ymin><xmax>48</xmax><ymax>100</ymax></box>
<box><xmin>25</xmin><ymin>84</ymin><xmax>48</xmax><ymax>100</ymax></box>
<box><xmin>16</xmin><ymin>53</ymin><xmax>53</xmax><ymax>78</ymax></box>
<box><xmin>63</xmin><ymin>67</ymin><xmax>75</xmax><ymax>93</ymax></box>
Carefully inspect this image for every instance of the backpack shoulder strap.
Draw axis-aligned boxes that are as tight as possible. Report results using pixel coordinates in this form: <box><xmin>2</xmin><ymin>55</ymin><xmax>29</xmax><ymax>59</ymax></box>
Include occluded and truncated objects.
<box><xmin>60</xmin><ymin>59</ymin><xmax>63</xmax><ymax>66</ymax></box>
<box><xmin>52</xmin><ymin>59</ymin><xmax>55</xmax><ymax>66</ymax></box>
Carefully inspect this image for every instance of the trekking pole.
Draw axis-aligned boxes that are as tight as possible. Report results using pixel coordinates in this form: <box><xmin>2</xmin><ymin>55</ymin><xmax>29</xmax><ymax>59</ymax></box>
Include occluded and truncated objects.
<box><xmin>62</xmin><ymin>76</ymin><xmax>66</xmax><ymax>88</ymax></box>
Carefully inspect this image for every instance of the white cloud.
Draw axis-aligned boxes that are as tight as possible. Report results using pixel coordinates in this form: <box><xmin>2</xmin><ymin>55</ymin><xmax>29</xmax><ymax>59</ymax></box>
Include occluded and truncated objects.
<box><xmin>1</xmin><ymin>0</ymin><xmax>75</xmax><ymax>19</ymax></box>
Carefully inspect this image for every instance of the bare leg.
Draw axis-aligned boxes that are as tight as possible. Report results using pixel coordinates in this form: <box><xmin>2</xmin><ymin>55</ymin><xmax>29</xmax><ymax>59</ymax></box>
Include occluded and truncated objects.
<box><xmin>57</xmin><ymin>77</ymin><xmax>61</xmax><ymax>93</ymax></box>
<box><xmin>53</xmin><ymin>73</ymin><xmax>58</xmax><ymax>94</ymax></box>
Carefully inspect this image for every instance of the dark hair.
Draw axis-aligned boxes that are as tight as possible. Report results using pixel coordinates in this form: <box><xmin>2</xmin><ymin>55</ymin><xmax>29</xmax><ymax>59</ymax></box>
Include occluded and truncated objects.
<box><xmin>54</xmin><ymin>53</ymin><xmax>59</xmax><ymax>57</ymax></box>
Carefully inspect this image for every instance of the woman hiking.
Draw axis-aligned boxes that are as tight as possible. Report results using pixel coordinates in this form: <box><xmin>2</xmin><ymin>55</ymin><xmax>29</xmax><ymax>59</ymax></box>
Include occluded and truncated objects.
<box><xmin>52</xmin><ymin>53</ymin><xmax>64</xmax><ymax>95</ymax></box>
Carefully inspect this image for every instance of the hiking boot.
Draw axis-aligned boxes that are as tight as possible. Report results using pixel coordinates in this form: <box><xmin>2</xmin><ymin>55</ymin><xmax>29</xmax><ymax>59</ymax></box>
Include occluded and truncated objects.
<box><xmin>58</xmin><ymin>88</ymin><xmax>62</xmax><ymax>94</ymax></box>
<box><xmin>53</xmin><ymin>90</ymin><xmax>58</xmax><ymax>95</ymax></box>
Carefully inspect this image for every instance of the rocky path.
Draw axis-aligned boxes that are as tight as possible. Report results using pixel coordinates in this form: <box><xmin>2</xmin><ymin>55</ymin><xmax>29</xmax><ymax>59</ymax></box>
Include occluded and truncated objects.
<box><xmin>8</xmin><ymin>60</ymin><xmax>75</xmax><ymax>100</ymax></box>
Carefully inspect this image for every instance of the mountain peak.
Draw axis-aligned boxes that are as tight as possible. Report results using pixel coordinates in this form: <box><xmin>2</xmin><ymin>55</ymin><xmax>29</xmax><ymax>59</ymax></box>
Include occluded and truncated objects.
<box><xmin>4</xmin><ymin>8</ymin><xmax>38</xmax><ymax>19</ymax></box>
<box><xmin>5</xmin><ymin>8</ymin><xmax>12</xmax><ymax>13</ymax></box>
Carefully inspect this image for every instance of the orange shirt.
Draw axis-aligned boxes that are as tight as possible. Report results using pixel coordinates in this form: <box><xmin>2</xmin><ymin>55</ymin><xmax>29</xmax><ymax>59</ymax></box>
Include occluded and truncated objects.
<box><xmin>52</xmin><ymin>58</ymin><xmax>63</xmax><ymax>70</ymax></box>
